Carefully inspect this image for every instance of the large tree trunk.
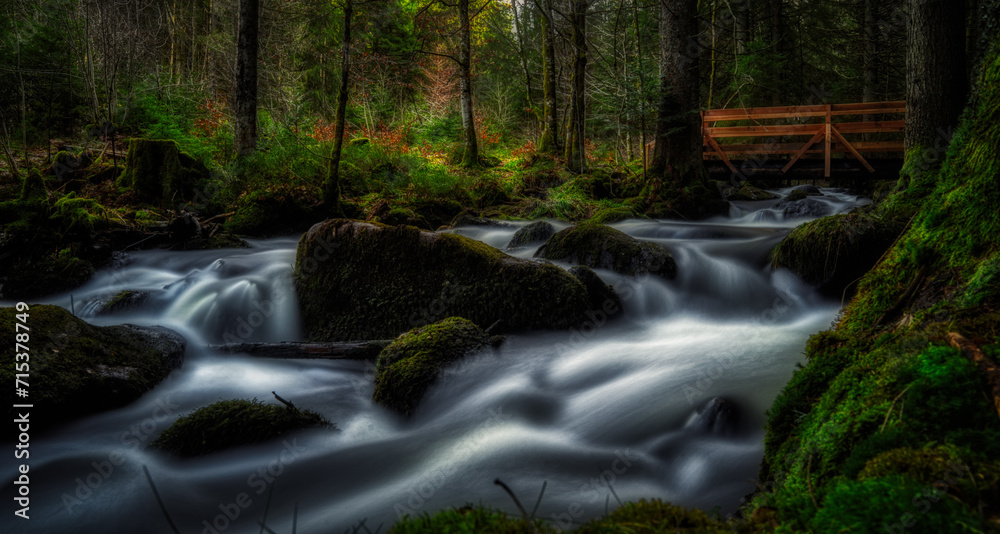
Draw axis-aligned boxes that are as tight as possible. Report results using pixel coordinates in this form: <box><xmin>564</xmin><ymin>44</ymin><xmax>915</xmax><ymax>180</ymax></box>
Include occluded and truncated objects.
<box><xmin>537</xmin><ymin>0</ymin><xmax>559</xmax><ymax>155</ymax></box>
<box><xmin>564</xmin><ymin>0</ymin><xmax>588</xmax><ymax>173</ymax></box>
<box><xmin>649</xmin><ymin>0</ymin><xmax>701</xmax><ymax>183</ymax></box>
<box><xmin>904</xmin><ymin>0</ymin><xmax>967</xmax><ymax>157</ymax></box>
<box><xmin>734</xmin><ymin>0</ymin><xmax>752</xmax><ymax>56</ymax></box>
<box><xmin>324</xmin><ymin>0</ymin><xmax>352</xmax><ymax>214</ymax></box>
<box><xmin>233</xmin><ymin>0</ymin><xmax>259</xmax><ymax>157</ymax></box>
<box><xmin>861</xmin><ymin>0</ymin><xmax>877</xmax><ymax>105</ymax></box>
<box><xmin>458</xmin><ymin>0</ymin><xmax>479</xmax><ymax>167</ymax></box>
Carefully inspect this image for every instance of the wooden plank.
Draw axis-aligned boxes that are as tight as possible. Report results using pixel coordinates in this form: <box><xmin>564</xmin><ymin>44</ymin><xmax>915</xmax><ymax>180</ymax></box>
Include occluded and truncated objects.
<box><xmin>833</xmin><ymin>120</ymin><xmax>905</xmax><ymax>133</ymax></box>
<box><xmin>705</xmin><ymin>124</ymin><xmax>825</xmax><ymax>138</ymax></box>
<box><xmin>702</xmin><ymin>141</ymin><xmax>904</xmax><ymax>155</ymax></box>
<box><xmin>825</xmin><ymin>106</ymin><xmax>832</xmax><ymax>178</ymax></box>
<box><xmin>831</xmin><ymin>126</ymin><xmax>875</xmax><ymax>173</ymax></box>
<box><xmin>703</xmin><ymin>101</ymin><xmax>905</xmax><ymax>122</ymax></box>
<box><xmin>704</xmin><ymin>134</ymin><xmax>738</xmax><ymax>174</ymax></box>
<box><xmin>781</xmin><ymin>131</ymin><xmax>826</xmax><ymax>173</ymax></box>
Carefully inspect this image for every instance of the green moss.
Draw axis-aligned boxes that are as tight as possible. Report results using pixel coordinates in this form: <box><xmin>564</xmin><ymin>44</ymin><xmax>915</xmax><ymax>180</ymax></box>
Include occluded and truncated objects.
<box><xmin>373</xmin><ymin>317</ymin><xmax>488</xmax><ymax>416</ymax></box>
<box><xmin>148</xmin><ymin>399</ymin><xmax>332</xmax><ymax>457</ymax></box>
<box><xmin>575</xmin><ymin>500</ymin><xmax>731</xmax><ymax>533</ymax></box>
<box><xmin>506</xmin><ymin>220</ymin><xmax>556</xmax><ymax>248</ymax></box>
<box><xmin>51</xmin><ymin>192</ymin><xmax>108</xmax><ymax>235</ymax></box>
<box><xmin>537</xmin><ymin>222</ymin><xmax>677</xmax><ymax>278</ymax></box>
<box><xmin>0</xmin><ymin>305</ymin><xmax>185</xmax><ymax>431</ymax></box>
<box><xmin>225</xmin><ymin>183</ymin><xmax>320</xmax><ymax>235</ymax></box>
<box><xmin>293</xmin><ymin>219</ymin><xmax>600</xmax><ymax>341</ymax></box>
<box><xmin>390</xmin><ymin>505</ymin><xmax>554</xmax><ymax>533</ymax></box>
<box><xmin>588</xmin><ymin>206</ymin><xmax>644</xmax><ymax>224</ymax></box>
<box><xmin>20</xmin><ymin>168</ymin><xmax>47</xmax><ymax>202</ymax></box>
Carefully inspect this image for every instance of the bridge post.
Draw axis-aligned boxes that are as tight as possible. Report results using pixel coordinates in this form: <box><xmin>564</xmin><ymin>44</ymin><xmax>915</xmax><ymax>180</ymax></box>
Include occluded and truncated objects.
<box><xmin>825</xmin><ymin>104</ymin><xmax>832</xmax><ymax>179</ymax></box>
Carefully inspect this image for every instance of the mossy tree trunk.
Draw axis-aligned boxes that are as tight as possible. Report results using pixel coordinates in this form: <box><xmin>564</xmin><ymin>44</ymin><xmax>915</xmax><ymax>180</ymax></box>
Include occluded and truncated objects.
<box><xmin>649</xmin><ymin>0</ymin><xmax>702</xmax><ymax>185</ymax></box>
<box><xmin>903</xmin><ymin>0</ymin><xmax>967</xmax><ymax>167</ymax></box>
<box><xmin>233</xmin><ymin>0</ymin><xmax>259</xmax><ymax>157</ymax></box>
<box><xmin>564</xmin><ymin>0</ymin><xmax>588</xmax><ymax>174</ymax></box>
<box><xmin>537</xmin><ymin>0</ymin><xmax>560</xmax><ymax>155</ymax></box>
<box><xmin>324</xmin><ymin>0</ymin><xmax>352</xmax><ymax>215</ymax></box>
<box><xmin>458</xmin><ymin>0</ymin><xmax>479</xmax><ymax>168</ymax></box>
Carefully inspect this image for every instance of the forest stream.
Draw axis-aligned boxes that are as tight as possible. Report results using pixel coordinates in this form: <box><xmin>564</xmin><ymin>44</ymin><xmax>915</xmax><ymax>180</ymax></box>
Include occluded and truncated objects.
<box><xmin>2</xmin><ymin>186</ymin><xmax>868</xmax><ymax>533</ymax></box>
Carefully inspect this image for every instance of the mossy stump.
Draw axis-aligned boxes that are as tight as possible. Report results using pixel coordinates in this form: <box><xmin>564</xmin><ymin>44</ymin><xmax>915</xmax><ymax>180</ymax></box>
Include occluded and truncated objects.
<box><xmin>117</xmin><ymin>139</ymin><xmax>204</xmax><ymax>202</ymax></box>
<box><xmin>373</xmin><ymin>317</ymin><xmax>488</xmax><ymax>416</ymax></box>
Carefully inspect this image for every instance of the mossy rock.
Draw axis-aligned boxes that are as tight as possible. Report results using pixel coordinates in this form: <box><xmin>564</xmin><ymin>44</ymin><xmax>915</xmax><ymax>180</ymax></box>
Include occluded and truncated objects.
<box><xmin>569</xmin><ymin>265</ymin><xmax>622</xmax><ymax>313</ymax></box>
<box><xmin>776</xmin><ymin>197</ymin><xmax>833</xmax><ymax>219</ymax></box>
<box><xmin>373</xmin><ymin>317</ymin><xmax>488</xmax><ymax>416</ymax></box>
<box><xmin>770</xmin><ymin>207</ymin><xmax>906</xmax><ymax>296</ymax></box>
<box><xmin>117</xmin><ymin>139</ymin><xmax>206</xmax><ymax>202</ymax></box>
<box><xmin>148</xmin><ymin>399</ymin><xmax>332</xmax><ymax>457</ymax></box>
<box><xmin>405</xmin><ymin>199</ymin><xmax>464</xmax><ymax>229</ymax></box>
<box><xmin>379</xmin><ymin>207</ymin><xmax>427</xmax><ymax>229</ymax></box>
<box><xmin>727</xmin><ymin>183</ymin><xmax>779</xmax><ymax>201</ymax></box>
<box><xmin>225</xmin><ymin>184</ymin><xmax>320</xmax><ymax>236</ymax></box>
<box><xmin>449</xmin><ymin>212</ymin><xmax>513</xmax><ymax>228</ymax></box>
<box><xmin>0</xmin><ymin>305</ymin><xmax>185</xmax><ymax>431</ymax></box>
<box><xmin>783</xmin><ymin>189</ymin><xmax>809</xmax><ymax>203</ymax></box>
<box><xmin>536</xmin><ymin>222</ymin><xmax>677</xmax><ymax>279</ymax></box>
<box><xmin>470</xmin><ymin>176</ymin><xmax>511</xmax><ymax>208</ymax></box>
<box><xmin>97</xmin><ymin>290</ymin><xmax>150</xmax><ymax>315</ymax></box>
<box><xmin>506</xmin><ymin>220</ymin><xmax>556</xmax><ymax>249</ymax></box>
<box><xmin>20</xmin><ymin>168</ymin><xmax>48</xmax><ymax>202</ymax></box>
<box><xmin>294</xmin><ymin>219</ymin><xmax>606</xmax><ymax>341</ymax></box>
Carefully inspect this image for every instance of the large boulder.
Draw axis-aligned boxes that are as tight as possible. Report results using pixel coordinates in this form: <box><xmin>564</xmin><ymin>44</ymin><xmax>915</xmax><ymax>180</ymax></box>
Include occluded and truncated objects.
<box><xmin>1</xmin><ymin>305</ymin><xmax>185</xmax><ymax>430</ymax></box>
<box><xmin>770</xmin><ymin>207</ymin><xmax>907</xmax><ymax>296</ymax></box>
<box><xmin>535</xmin><ymin>222</ymin><xmax>677</xmax><ymax>279</ymax></box>
<box><xmin>148</xmin><ymin>399</ymin><xmax>332</xmax><ymax>457</ymax></box>
<box><xmin>727</xmin><ymin>183</ymin><xmax>780</xmax><ymax>201</ymax></box>
<box><xmin>294</xmin><ymin>219</ymin><xmax>614</xmax><ymax>341</ymax></box>
<box><xmin>778</xmin><ymin>197</ymin><xmax>832</xmax><ymax>219</ymax></box>
<box><xmin>373</xmin><ymin>317</ymin><xmax>489</xmax><ymax>416</ymax></box>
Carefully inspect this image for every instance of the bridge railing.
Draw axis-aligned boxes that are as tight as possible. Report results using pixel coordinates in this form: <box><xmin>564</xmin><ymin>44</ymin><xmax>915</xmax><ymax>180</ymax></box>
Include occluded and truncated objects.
<box><xmin>701</xmin><ymin>101</ymin><xmax>905</xmax><ymax>178</ymax></box>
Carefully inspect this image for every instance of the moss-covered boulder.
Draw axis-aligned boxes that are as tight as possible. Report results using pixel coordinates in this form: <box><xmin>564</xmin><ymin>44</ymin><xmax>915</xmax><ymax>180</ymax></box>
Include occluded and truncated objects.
<box><xmin>770</xmin><ymin>206</ymin><xmax>906</xmax><ymax>296</ymax></box>
<box><xmin>506</xmin><ymin>220</ymin><xmax>555</xmax><ymax>249</ymax></box>
<box><xmin>535</xmin><ymin>222</ymin><xmax>677</xmax><ymax>279</ymax></box>
<box><xmin>148</xmin><ymin>399</ymin><xmax>331</xmax><ymax>457</ymax></box>
<box><xmin>0</xmin><ymin>305</ymin><xmax>185</xmax><ymax>431</ymax></box>
<box><xmin>294</xmin><ymin>219</ymin><xmax>606</xmax><ymax>341</ymax></box>
<box><xmin>569</xmin><ymin>265</ymin><xmax>622</xmax><ymax>312</ymax></box>
<box><xmin>97</xmin><ymin>290</ymin><xmax>150</xmax><ymax>315</ymax></box>
<box><xmin>373</xmin><ymin>317</ymin><xmax>488</xmax><ymax>416</ymax></box>
<box><xmin>727</xmin><ymin>183</ymin><xmax>779</xmax><ymax>201</ymax></box>
<box><xmin>117</xmin><ymin>139</ymin><xmax>206</xmax><ymax>202</ymax></box>
<box><xmin>588</xmin><ymin>206</ymin><xmax>644</xmax><ymax>224</ymax></box>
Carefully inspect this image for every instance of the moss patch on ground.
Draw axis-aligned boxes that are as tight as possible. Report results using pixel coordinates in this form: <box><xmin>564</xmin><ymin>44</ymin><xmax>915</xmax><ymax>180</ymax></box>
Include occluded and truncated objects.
<box><xmin>148</xmin><ymin>398</ymin><xmax>332</xmax><ymax>457</ymax></box>
<box><xmin>373</xmin><ymin>317</ymin><xmax>489</xmax><ymax>416</ymax></box>
<box><xmin>0</xmin><ymin>305</ymin><xmax>185</xmax><ymax>431</ymax></box>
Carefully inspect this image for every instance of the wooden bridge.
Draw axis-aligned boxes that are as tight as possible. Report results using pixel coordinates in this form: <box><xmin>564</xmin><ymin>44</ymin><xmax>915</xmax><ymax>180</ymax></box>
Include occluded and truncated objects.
<box><xmin>701</xmin><ymin>101</ymin><xmax>906</xmax><ymax>179</ymax></box>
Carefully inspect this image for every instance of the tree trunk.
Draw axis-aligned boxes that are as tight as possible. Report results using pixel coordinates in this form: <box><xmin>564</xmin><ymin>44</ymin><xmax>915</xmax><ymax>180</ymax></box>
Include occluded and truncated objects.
<box><xmin>537</xmin><ymin>0</ymin><xmax>559</xmax><ymax>154</ymax></box>
<box><xmin>904</xmin><ymin>0</ymin><xmax>967</xmax><ymax>157</ymax></box>
<box><xmin>564</xmin><ymin>0</ymin><xmax>588</xmax><ymax>173</ymax></box>
<box><xmin>650</xmin><ymin>0</ymin><xmax>701</xmax><ymax>183</ymax></box>
<box><xmin>233</xmin><ymin>0</ymin><xmax>259</xmax><ymax>157</ymax></box>
<box><xmin>861</xmin><ymin>0</ymin><xmax>877</xmax><ymax>106</ymax></box>
<box><xmin>458</xmin><ymin>0</ymin><xmax>479</xmax><ymax>167</ymax></box>
<box><xmin>324</xmin><ymin>0</ymin><xmax>351</xmax><ymax>214</ymax></box>
<box><xmin>734</xmin><ymin>0</ymin><xmax>752</xmax><ymax>56</ymax></box>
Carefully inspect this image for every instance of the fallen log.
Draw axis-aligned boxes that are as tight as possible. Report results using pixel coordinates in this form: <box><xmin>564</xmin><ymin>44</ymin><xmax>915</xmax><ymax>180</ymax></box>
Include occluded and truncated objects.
<box><xmin>210</xmin><ymin>340</ymin><xmax>391</xmax><ymax>360</ymax></box>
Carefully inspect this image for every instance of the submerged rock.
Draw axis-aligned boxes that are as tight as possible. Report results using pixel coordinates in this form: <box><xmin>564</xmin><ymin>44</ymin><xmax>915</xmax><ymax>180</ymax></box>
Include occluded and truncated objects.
<box><xmin>97</xmin><ymin>289</ymin><xmax>150</xmax><ymax>315</ymax></box>
<box><xmin>687</xmin><ymin>397</ymin><xmax>740</xmax><ymax>435</ymax></box>
<box><xmin>294</xmin><ymin>219</ymin><xmax>611</xmax><ymax>341</ymax></box>
<box><xmin>535</xmin><ymin>222</ymin><xmax>677</xmax><ymax>279</ymax></box>
<box><xmin>0</xmin><ymin>305</ymin><xmax>185</xmax><ymax>430</ymax></box>
<box><xmin>373</xmin><ymin>317</ymin><xmax>489</xmax><ymax>416</ymax></box>
<box><xmin>506</xmin><ymin>220</ymin><xmax>556</xmax><ymax>249</ymax></box>
<box><xmin>778</xmin><ymin>197</ymin><xmax>832</xmax><ymax>219</ymax></box>
<box><xmin>569</xmin><ymin>265</ymin><xmax>622</xmax><ymax>313</ymax></box>
<box><xmin>148</xmin><ymin>399</ymin><xmax>332</xmax><ymax>457</ymax></box>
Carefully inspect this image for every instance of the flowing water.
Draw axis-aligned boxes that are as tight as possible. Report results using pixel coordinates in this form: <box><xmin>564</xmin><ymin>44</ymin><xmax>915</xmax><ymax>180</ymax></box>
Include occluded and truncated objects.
<box><xmin>2</xmin><ymin>186</ymin><xmax>867</xmax><ymax>533</ymax></box>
